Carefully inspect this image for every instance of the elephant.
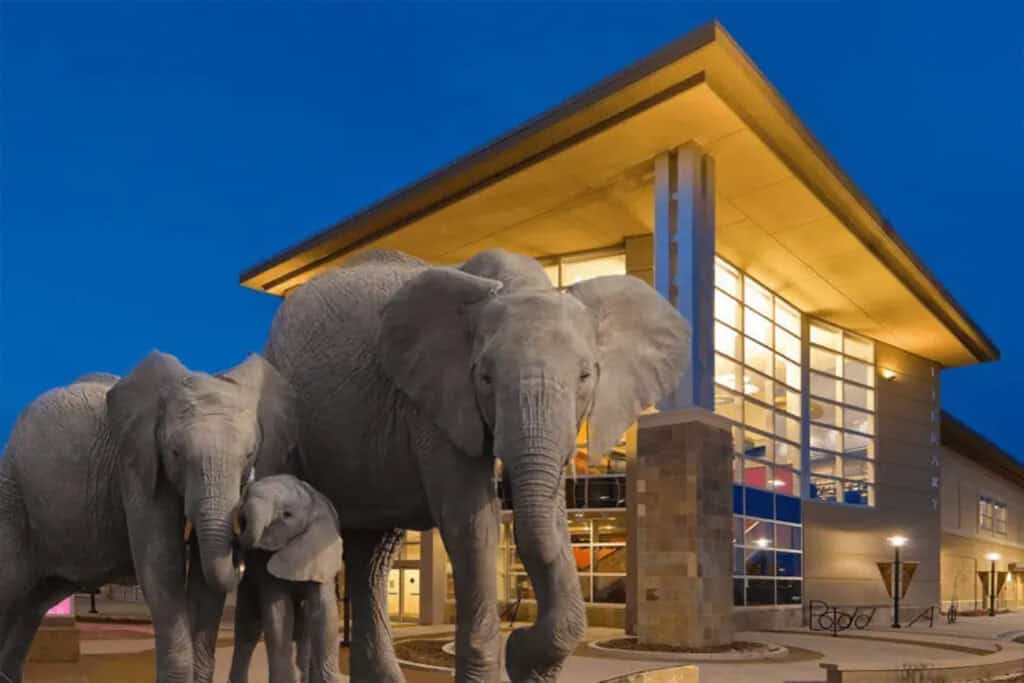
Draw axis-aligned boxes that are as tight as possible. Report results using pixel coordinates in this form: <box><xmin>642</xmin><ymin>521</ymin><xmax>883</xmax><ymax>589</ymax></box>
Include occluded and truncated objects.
<box><xmin>0</xmin><ymin>351</ymin><xmax>296</xmax><ymax>683</ymax></box>
<box><xmin>264</xmin><ymin>248</ymin><xmax>690</xmax><ymax>682</ymax></box>
<box><xmin>228</xmin><ymin>474</ymin><xmax>343</xmax><ymax>683</ymax></box>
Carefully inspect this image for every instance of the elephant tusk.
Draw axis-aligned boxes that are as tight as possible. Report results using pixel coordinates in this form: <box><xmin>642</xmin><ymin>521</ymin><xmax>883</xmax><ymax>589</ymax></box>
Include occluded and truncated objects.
<box><xmin>184</xmin><ymin>518</ymin><xmax>192</xmax><ymax>542</ymax></box>
<box><xmin>232</xmin><ymin>507</ymin><xmax>242</xmax><ymax>536</ymax></box>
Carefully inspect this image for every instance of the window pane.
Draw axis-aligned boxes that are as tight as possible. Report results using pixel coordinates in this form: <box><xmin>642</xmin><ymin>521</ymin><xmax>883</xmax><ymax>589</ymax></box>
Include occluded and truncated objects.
<box><xmin>777</xmin><ymin>552</ymin><xmax>802</xmax><ymax>577</ymax></box>
<box><xmin>746</xmin><ymin>579</ymin><xmax>775</xmax><ymax>606</ymax></box>
<box><xmin>809</xmin><ymin>399</ymin><xmax>842</xmax><ymax>427</ymax></box>
<box><xmin>715</xmin><ymin>258</ymin><xmax>741</xmax><ymax>298</ymax></box>
<box><xmin>744</xmin><ymin>549</ymin><xmax>775</xmax><ymax>576</ymax></box>
<box><xmin>744</xmin><ymin>400</ymin><xmax>773</xmax><ymax>432</ymax></box>
<box><xmin>775</xmin><ymin>355</ymin><xmax>802</xmax><ymax>390</ymax></box>
<box><xmin>734</xmin><ymin>579</ymin><xmax>745</xmax><ymax>606</ymax></box>
<box><xmin>810</xmin><ymin>346</ymin><xmax>842</xmax><ymax>376</ymax></box>
<box><xmin>715</xmin><ymin>289</ymin><xmax>742</xmax><ymax>329</ymax></box>
<box><xmin>744</xmin><ymin>520</ymin><xmax>774</xmax><ymax>547</ymax></box>
<box><xmin>561</xmin><ymin>254</ymin><xmax>626</xmax><ymax>285</ymax></box>
<box><xmin>593</xmin><ymin>576</ymin><xmax>625</xmax><ymax>604</ymax></box>
<box><xmin>810</xmin><ymin>321</ymin><xmax>842</xmax><ymax>351</ymax></box>
<box><xmin>715</xmin><ymin>322</ymin><xmax>742</xmax><ymax>360</ymax></box>
<box><xmin>775</xmin><ymin>326</ymin><xmax>800</xmax><ymax>361</ymax></box>
<box><xmin>810</xmin><ymin>372</ymin><xmax>842</xmax><ymax>402</ymax></box>
<box><xmin>744</xmin><ymin>370</ymin><xmax>773</xmax><ymax>399</ymax></box>
<box><xmin>543</xmin><ymin>264</ymin><xmax>559</xmax><ymax>287</ymax></box>
<box><xmin>843</xmin><ymin>457</ymin><xmax>873</xmax><ymax>481</ymax></box>
<box><xmin>844</xmin><ymin>383</ymin><xmax>874</xmax><ymax>411</ymax></box>
<box><xmin>774</xmin><ymin>440</ymin><xmax>801</xmax><ymax>469</ymax></box>
<box><xmin>777</xmin><ymin>580</ymin><xmax>802</xmax><ymax>605</ymax></box>
<box><xmin>844</xmin><ymin>407</ymin><xmax>874</xmax><ymax>435</ymax></box>
<box><xmin>595</xmin><ymin>548</ymin><xmax>626</xmax><ymax>573</ymax></box>
<box><xmin>770</xmin><ymin>468</ymin><xmax>800</xmax><ymax>496</ymax></box>
<box><xmin>742</xmin><ymin>431</ymin><xmax>773</xmax><ymax>460</ymax></box>
<box><xmin>714</xmin><ymin>386</ymin><xmax>742</xmax><ymax>422</ymax></box>
<box><xmin>744</xmin><ymin>458</ymin><xmax>771</xmax><ymax>490</ymax></box>
<box><xmin>844</xmin><ymin>332</ymin><xmax>874</xmax><ymax>363</ymax></box>
<box><xmin>596</xmin><ymin>517</ymin><xmax>626</xmax><ymax>544</ymax></box>
<box><xmin>844</xmin><ymin>357</ymin><xmax>874</xmax><ymax>387</ymax></box>
<box><xmin>810</xmin><ymin>425</ymin><xmax>842</xmax><ymax>452</ymax></box>
<box><xmin>842</xmin><ymin>480</ymin><xmax>871</xmax><ymax>506</ymax></box>
<box><xmin>775</xmin><ymin>413</ymin><xmax>801</xmax><ymax>443</ymax></box>
<box><xmin>843</xmin><ymin>432</ymin><xmax>873</xmax><ymax>459</ymax></box>
<box><xmin>776</xmin><ymin>524</ymin><xmax>802</xmax><ymax>550</ymax></box>
<box><xmin>775</xmin><ymin>299</ymin><xmax>800</xmax><ymax>334</ymax></box>
<box><xmin>745</xmin><ymin>308</ymin><xmax>773</xmax><ymax>347</ymax></box>
<box><xmin>810</xmin><ymin>476</ymin><xmax>839</xmax><ymax>503</ymax></box>
<box><xmin>810</xmin><ymin>451</ymin><xmax>838</xmax><ymax>476</ymax></box>
<box><xmin>715</xmin><ymin>354</ymin><xmax>741</xmax><ymax>392</ymax></box>
<box><xmin>745</xmin><ymin>339</ymin><xmax>773</xmax><ymax>376</ymax></box>
<box><xmin>774</xmin><ymin>384</ymin><xmax>801</xmax><ymax>418</ymax></box>
<box><xmin>745</xmin><ymin>278</ymin><xmax>772</xmax><ymax>316</ymax></box>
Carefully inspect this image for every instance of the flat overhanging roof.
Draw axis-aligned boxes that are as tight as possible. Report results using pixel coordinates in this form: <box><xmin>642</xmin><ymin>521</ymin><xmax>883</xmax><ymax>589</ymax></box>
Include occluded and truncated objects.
<box><xmin>241</xmin><ymin>21</ymin><xmax>998</xmax><ymax>368</ymax></box>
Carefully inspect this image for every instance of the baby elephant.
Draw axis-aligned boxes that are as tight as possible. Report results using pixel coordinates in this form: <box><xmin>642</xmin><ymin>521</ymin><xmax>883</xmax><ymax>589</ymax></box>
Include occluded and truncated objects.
<box><xmin>229</xmin><ymin>475</ymin><xmax>344</xmax><ymax>683</ymax></box>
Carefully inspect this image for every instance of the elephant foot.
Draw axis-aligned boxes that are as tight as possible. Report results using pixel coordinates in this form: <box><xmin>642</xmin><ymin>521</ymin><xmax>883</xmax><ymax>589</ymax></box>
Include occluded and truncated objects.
<box><xmin>504</xmin><ymin>628</ymin><xmax>565</xmax><ymax>683</ymax></box>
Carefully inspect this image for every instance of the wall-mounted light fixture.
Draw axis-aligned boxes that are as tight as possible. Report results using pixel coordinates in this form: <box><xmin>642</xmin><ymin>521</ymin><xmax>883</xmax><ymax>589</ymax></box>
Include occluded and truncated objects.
<box><xmin>881</xmin><ymin>368</ymin><xmax>897</xmax><ymax>381</ymax></box>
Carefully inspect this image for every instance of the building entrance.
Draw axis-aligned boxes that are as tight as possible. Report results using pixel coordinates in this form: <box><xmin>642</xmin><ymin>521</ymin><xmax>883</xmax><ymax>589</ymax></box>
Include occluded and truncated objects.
<box><xmin>387</xmin><ymin>568</ymin><xmax>420</xmax><ymax>622</ymax></box>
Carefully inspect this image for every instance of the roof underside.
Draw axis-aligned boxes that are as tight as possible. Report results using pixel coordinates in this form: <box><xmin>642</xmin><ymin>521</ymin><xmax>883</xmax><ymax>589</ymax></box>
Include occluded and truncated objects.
<box><xmin>241</xmin><ymin>21</ymin><xmax>998</xmax><ymax>368</ymax></box>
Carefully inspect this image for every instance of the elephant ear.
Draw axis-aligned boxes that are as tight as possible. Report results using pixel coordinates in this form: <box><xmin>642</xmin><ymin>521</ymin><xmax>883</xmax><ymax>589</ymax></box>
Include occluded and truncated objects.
<box><xmin>268</xmin><ymin>485</ymin><xmax>342</xmax><ymax>583</ymax></box>
<box><xmin>219</xmin><ymin>354</ymin><xmax>298</xmax><ymax>479</ymax></box>
<box><xmin>107</xmin><ymin>351</ymin><xmax>188</xmax><ymax>497</ymax></box>
<box><xmin>379</xmin><ymin>268</ymin><xmax>502</xmax><ymax>458</ymax></box>
<box><xmin>567</xmin><ymin>275</ymin><xmax>691</xmax><ymax>459</ymax></box>
<box><xmin>460</xmin><ymin>249</ymin><xmax>553</xmax><ymax>291</ymax></box>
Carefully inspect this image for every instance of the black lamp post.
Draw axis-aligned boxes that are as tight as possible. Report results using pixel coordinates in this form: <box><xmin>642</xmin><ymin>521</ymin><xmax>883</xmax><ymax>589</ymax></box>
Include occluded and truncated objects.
<box><xmin>986</xmin><ymin>553</ymin><xmax>1000</xmax><ymax>617</ymax></box>
<box><xmin>888</xmin><ymin>535</ymin><xmax>908</xmax><ymax>628</ymax></box>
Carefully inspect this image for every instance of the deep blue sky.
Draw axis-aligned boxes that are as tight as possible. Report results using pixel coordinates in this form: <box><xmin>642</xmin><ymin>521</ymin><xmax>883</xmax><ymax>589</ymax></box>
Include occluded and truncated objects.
<box><xmin>2</xmin><ymin>3</ymin><xmax>1021</xmax><ymax>462</ymax></box>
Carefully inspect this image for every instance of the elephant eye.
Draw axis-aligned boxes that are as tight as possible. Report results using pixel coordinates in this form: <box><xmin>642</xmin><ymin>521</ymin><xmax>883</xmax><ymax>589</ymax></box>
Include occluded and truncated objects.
<box><xmin>480</xmin><ymin>374</ymin><xmax>493</xmax><ymax>385</ymax></box>
<box><xmin>282</xmin><ymin>510</ymin><xmax>293</xmax><ymax>520</ymax></box>
<box><xmin>580</xmin><ymin>371</ymin><xmax>592</xmax><ymax>381</ymax></box>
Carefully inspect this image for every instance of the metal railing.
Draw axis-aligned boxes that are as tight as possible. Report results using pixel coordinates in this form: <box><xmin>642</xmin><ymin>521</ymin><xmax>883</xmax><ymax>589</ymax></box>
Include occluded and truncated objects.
<box><xmin>497</xmin><ymin>475</ymin><xmax>626</xmax><ymax>510</ymax></box>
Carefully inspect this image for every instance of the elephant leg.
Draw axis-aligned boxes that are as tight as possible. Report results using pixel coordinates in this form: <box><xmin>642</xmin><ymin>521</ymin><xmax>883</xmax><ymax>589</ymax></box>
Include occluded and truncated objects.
<box><xmin>303</xmin><ymin>582</ymin><xmax>342</xmax><ymax>683</ymax></box>
<box><xmin>261</xmin><ymin>582</ymin><xmax>297</xmax><ymax>683</ymax></box>
<box><xmin>439</xmin><ymin>497</ymin><xmax>501</xmax><ymax>683</ymax></box>
<box><xmin>293</xmin><ymin>597</ymin><xmax>311</xmax><ymax>683</ymax></box>
<box><xmin>0</xmin><ymin>577</ymin><xmax>76</xmax><ymax>682</ymax></box>
<box><xmin>126</xmin><ymin>483</ymin><xmax>193</xmax><ymax>683</ymax></box>
<box><xmin>188</xmin><ymin>538</ymin><xmax>226</xmax><ymax>683</ymax></box>
<box><xmin>342</xmin><ymin>528</ymin><xmax>405</xmax><ymax>683</ymax></box>
<box><xmin>228</xmin><ymin>570</ymin><xmax>262</xmax><ymax>683</ymax></box>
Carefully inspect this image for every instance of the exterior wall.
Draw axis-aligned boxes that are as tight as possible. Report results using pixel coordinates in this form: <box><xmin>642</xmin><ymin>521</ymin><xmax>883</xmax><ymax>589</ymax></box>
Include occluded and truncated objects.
<box><xmin>940</xmin><ymin>447</ymin><xmax>1024</xmax><ymax>610</ymax></box>
<box><xmin>802</xmin><ymin>341</ymin><xmax>941</xmax><ymax>612</ymax></box>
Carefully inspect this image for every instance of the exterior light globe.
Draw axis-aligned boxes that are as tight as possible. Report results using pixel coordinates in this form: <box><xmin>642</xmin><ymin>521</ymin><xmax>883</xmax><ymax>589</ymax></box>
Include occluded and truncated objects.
<box><xmin>880</xmin><ymin>368</ymin><xmax>897</xmax><ymax>381</ymax></box>
<box><xmin>986</xmin><ymin>552</ymin><xmax>1001</xmax><ymax>562</ymax></box>
<box><xmin>887</xmin><ymin>535</ymin><xmax>908</xmax><ymax>548</ymax></box>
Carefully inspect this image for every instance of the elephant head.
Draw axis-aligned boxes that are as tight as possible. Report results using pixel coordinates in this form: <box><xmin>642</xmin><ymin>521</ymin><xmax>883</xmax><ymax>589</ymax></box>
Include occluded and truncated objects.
<box><xmin>106</xmin><ymin>351</ymin><xmax>297</xmax><ymax>593</ymax></box>
<box><xmin>237</xmin><ymin>475</ymin><xmax>342</xmax><ymax>584</ymax></box>
<box><xmin>380</xmin><ymin>249</ymin><xmax>690</xmax><ymax>680</ymax></box>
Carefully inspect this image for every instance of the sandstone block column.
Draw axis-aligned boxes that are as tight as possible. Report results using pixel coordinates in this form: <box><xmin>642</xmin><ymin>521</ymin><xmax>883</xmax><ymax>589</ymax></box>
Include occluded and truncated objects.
<box><xmin>630</xmin><ymin>408</ymin><xmax>734</xmax><ymax>648</ymax></box>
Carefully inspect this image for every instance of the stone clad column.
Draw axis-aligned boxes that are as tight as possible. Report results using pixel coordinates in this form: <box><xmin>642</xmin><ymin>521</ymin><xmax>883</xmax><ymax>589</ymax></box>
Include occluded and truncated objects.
<box><xmin>631</xmin><ymin>408</ymin><xmax>734</xmax><ymax>648</ymax></box>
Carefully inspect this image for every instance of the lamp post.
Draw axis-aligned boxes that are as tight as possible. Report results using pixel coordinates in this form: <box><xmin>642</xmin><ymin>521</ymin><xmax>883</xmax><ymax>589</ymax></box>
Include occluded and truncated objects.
<box><xmin>986</xmin><ymin>553</ymin><xmax>1000</xmax><ymax>617</ymax></box>
<box><xmin>888</xmin><ymin>536</ymin><xmax>908</xmax><ymax>628</ymax></box>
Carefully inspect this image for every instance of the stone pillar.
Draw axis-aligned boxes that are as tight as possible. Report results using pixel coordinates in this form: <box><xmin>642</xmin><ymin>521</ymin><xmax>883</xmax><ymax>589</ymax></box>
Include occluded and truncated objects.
<box><xmin>419</xmin><ymin>529</ymin><xmax>448</xmax><ymax>625</ymax></box>
<box><xmin>631</xmin><ymin>408</ymin><xmax>734</xmax><ymax>648</ymax></box>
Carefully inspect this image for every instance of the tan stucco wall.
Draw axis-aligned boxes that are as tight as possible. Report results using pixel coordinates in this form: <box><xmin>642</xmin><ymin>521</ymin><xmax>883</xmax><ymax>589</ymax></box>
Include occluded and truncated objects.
<box><xmin>803</xmin><ymin>341</ymin><xmax>941</xmax><ymax>610</ymax></box>
<box><xmin>940</xmin><ymin>447</ymin><xmax>1024</xmax><ymax>609</ymax></box>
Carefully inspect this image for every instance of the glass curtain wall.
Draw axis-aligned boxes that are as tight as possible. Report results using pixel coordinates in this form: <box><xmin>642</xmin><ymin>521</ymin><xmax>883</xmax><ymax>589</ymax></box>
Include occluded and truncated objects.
<box><xmin>807</xmin><ymin>321</ymin><xmax>877</xmax><ymax>505</ymax></box>
<box><xmin>713</xmin><ymin>258</ymin><xmax>803</xmax><ymax>498</ymax></box>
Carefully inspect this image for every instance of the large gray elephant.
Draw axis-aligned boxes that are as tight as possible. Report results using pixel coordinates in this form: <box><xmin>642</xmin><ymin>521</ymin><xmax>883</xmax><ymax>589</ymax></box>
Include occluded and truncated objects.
<box><xmin>229</xmin><ymin>474</ymin><xmax>343</xmax><ymax>683</ymax></box>
<box><xmin>0</xmin><ymin>352</ymin><xmax>295</xmax><ymax>683</ymax></box>
<box><xmin>265</xmin><ymin>249</ymin><xmax>689</xmax><ymax>682</ymax></box>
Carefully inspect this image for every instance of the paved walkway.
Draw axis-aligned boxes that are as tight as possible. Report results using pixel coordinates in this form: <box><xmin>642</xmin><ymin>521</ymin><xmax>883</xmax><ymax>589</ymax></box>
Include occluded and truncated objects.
<box><xmin>23</xmin><ymin>601</ymin><xmax>1024</xmax><ymax>682</ymax></box>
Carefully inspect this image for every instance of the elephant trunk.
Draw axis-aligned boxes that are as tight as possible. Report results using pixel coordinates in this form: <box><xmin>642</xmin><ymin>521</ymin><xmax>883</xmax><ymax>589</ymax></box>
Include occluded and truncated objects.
<box><xmin>238</xmin><ymin>497</ymin><xmax>271</xmax><ymax>550</ymax></box>
<box><xmin>505</xmin><ymin>459</ymin><xmax>586</xmax><ymax>682</ymax></box>
<box><xmin>497</xmin><ymin>375</ymin><xmax>586</xmax><ymax>682</ymax></box>
<box><xmin>189</xmin><ymin>454</ymin><xmax>244</xmax><ymax>593</ymax></box>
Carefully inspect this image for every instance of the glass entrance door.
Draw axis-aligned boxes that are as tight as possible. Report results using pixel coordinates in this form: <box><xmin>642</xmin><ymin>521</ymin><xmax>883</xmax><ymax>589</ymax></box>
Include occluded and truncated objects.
<box><xmin>387</xmin><ymin>568</ymin><xmax>420</xmax><ymax>623</ymax></box>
